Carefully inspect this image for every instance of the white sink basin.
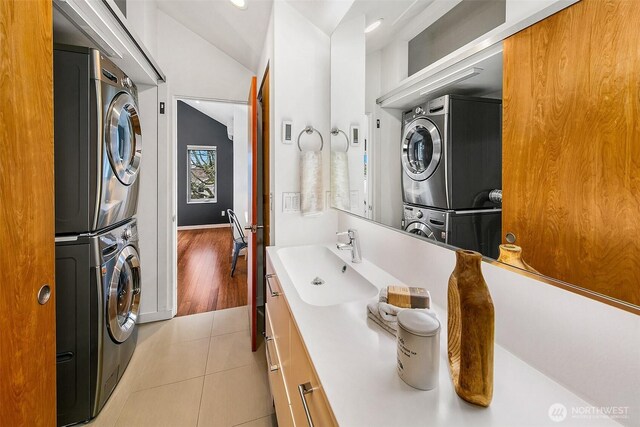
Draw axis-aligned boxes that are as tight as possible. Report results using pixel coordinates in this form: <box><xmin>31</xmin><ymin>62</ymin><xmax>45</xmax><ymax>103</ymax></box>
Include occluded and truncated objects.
<box><xmin>277</xmin><ymin>245</ymin><xmax>378</xmax><ymax>306</ymax></box>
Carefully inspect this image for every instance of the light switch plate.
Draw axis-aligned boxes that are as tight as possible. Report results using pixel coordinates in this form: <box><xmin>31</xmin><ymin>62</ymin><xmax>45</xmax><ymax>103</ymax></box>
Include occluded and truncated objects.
<box><xmin>350</xmin><ymin>125</ymin><xmax>361</xmax><ymax>146</ymax></box>
<box><xmin>282</xmin><ymin>121</ymin><xmax>293</xmax><ymax>144</ymax></box>
<box><xmin>350</xmin><ymin>191</ymin><xmax>359</xmax><ymax>211</ymax></box>
<box><xmin>282</xmin><ymin>192</ymin><xmax>301</xmax><ymax>213</ymax></box>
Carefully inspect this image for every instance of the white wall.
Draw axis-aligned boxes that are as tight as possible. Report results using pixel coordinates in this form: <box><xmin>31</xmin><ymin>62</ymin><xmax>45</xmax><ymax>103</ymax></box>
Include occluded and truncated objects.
<box><xmin>330</xmin><ymin>15</ymin><xmax>366</xmax><ymax>217</ymax></box>
<box><xmin>257</xmin><ymin>7</ymin><xmax>274</xmax><ymax>83</ymax></box>
<box><xmin>127</xmin><ymin>0</ymin><xmax>158</xmax><ymax>57</ymax></box>
<box><xmin>337</xmin><ymin>211</ymin><xmax>640</xmax><ymax>425</ymax></box>
<box><xmin>232</xmin><ymin>104</ymin><xmax>249</xmax><ymax>226</ymax></box>
<box><xmin>380</xmin><ymin>39</ymin><xmax>409</xmax><ymax>95</ymax></box>
<box><xmin>258</xmin><ymin>8</ymin><xmax>275</xmax><ymax>241</ymax></box>
<box><xmin>155</xmin><ymin>10</ymin><xmax>253</xmax><ymax>101</ymax></box>
<box><xmin>272</xmin><ymin>1</ymin><xmax>337</xmax><ymax>247</ymax></box>
<box><xmin>364</xmin><ymin>49</ymin><xmax>404</xmax><ymax>229</ymax></box>
<box><xmin>136</xmin><ymin>85</ymin><xmax>159</xmax><ymax>317</ymax></box>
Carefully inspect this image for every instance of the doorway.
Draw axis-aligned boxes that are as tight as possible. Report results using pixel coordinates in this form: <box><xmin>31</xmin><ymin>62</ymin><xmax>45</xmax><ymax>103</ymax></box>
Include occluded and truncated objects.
<box><xmin>174</xmin><ymin>97</ymin><xmax>249</xmax><ymax>316</ymax></box>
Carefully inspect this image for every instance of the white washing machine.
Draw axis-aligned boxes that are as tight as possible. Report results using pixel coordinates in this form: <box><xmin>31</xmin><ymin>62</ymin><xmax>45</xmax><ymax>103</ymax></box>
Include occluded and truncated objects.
<box><xmin>54</xmin><ymin>45</ymin><xmax>142</xmax><ymax>235</ymax></box>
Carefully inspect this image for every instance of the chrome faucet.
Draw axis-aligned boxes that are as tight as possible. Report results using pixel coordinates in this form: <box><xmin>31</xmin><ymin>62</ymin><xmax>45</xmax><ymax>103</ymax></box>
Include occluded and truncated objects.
<box><xmin>336</xmin><ymin>229</ymin><xmax>362</xmax><ymax>263</ymax></box>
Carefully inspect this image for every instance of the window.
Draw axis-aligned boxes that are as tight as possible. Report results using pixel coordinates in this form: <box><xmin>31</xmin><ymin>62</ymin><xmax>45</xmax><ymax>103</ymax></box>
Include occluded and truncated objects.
<box><xmin>187</xmin><ymin>146</ymin><xmax>217</xmax><ymax>203</ymax></box>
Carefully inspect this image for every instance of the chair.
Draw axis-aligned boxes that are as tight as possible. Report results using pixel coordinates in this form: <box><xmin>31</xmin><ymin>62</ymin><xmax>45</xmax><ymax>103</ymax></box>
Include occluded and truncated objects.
<box><xmin>227</xmin><ymin>209</ymin><xmax>247</xmax><ymax>277</ymax></box>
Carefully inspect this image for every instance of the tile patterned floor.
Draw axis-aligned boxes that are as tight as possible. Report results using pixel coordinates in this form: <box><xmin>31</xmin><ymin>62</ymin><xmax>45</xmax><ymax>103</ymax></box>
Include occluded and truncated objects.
<box><xmin>89</xmin><ymin>306</ymin><xmax>276</xmax><ymax>427</ymax></box>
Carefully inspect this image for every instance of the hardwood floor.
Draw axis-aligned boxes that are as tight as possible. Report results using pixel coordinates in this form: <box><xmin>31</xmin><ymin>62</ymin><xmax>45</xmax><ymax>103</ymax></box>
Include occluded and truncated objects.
<box><xmin>177</xmin><ymin>228</ymin><xmax>247</xmax><ymax>316</ymax></box>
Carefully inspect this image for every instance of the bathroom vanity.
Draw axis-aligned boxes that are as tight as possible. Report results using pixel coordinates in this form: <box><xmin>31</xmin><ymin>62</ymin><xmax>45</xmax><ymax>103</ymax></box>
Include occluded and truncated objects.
<box><xmin>265</xmin><ymin>245</ymin><xmax>618</xmax><ymax>426</ymax></box>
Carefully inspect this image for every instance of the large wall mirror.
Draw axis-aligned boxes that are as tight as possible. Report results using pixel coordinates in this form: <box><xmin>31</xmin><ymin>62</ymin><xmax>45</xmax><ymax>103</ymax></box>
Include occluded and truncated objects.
<box><xmin>329</xmin><ymin>0</ymin><xmax>640</xmax><ymax>311</ymax></box>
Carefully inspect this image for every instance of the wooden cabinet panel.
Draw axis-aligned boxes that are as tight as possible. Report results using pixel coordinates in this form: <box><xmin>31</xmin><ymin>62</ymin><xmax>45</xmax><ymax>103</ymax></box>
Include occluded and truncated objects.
<box><xmin>266</xmin><ymin>262</ymin><xmax>291</xmax><ymax>375</ymax></box>
<box><xmin>503</xmin><ymin>0</ymin><xmax>640</xmax><ymax>305</ymax></box>
<box><xmin>265</xmin><ymin>254</ymin><xmax>337</xmax><ymax>427</ymax></box>
<box><xmin>0</xmin><ymin>0</ymin><xmax>56</xmax><ymax>425</ymax></box>
<box><xmin>266</xmin><ymin>308</ymin><xmax>294</xmax><ymax>427</ymax></box>
<box><xmin>288</xmin><ymin>322</ymin><xmax>337</xmax><ymax>427</ymax></box>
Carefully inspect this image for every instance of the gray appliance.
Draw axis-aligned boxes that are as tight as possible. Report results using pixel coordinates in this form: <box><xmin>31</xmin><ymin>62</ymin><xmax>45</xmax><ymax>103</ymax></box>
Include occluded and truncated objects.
<box><xmin>401</xmin><ymin>95</ymin><xmax>501</xmax><ymax>210</ymax></box>
<box><xmin>55</xmin><ymin>219</ymin><xmax>141</xmax><ymax>426</ymax></box>
<box><xmin>54</xmin><ymin>45</ymin><xmax>142</xmax><ymax>235</ymax></box>
<box><xmin>402</xmin><ymin>204</ymin><xmax>501</xmax><ymax>259</ymax></box>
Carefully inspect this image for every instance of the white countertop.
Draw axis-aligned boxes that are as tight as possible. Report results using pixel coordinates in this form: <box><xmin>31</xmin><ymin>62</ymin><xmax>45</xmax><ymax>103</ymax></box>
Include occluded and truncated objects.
<box><xmin>267</xmin><ymin>245</ymin><xmax>619</xmax><ymax>427</ymax></box>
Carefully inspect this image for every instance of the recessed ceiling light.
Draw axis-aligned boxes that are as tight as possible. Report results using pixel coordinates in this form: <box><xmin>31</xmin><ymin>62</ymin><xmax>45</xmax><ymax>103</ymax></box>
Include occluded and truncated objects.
<box><xmin>195</xmin><ymin>100</ymin><xmax>200</xmax><ymax>104</ymax></box>
<box><xmin>365</xmin><ymin>19</ymin><xmax>383</xmax><ymax>34</ymax></box>
<box><xmin>229</xmin><ymin>0</ymin><xmax>247</xmax><ymax>10</ymax></box>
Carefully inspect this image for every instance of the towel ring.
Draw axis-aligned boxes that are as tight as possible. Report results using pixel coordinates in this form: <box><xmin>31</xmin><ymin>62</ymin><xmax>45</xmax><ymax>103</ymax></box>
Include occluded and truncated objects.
<box><xmin>297</xmin><ymin>126</ymin><xmax>324</xmax><ymax>152</ymax></box>
<box><xmin>330</xmin><ymin>128</ymin><xmax>349</xmax><ymax>152</ymax></box>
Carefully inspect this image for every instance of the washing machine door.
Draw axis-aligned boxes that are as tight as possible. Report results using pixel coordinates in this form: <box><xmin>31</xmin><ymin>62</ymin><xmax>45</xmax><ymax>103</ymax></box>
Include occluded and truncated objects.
<box><xmin>401</xmin><ymin>118</ymin><xmax>442</xmax><ymax>181</ymax></box>
<box><xmin>404</xmin><ymin>221</ymin><xmax>437</xmax><ymax>240</ymax></box>
<box><xmin>106</xmin><ymin>92</ymin><xmax>142</xmax><ymax>186</ymax></box>
<box><xmin>107</xmin><ymin>245</ymin><xmax>141</xmax><ymax>343</ymax></box>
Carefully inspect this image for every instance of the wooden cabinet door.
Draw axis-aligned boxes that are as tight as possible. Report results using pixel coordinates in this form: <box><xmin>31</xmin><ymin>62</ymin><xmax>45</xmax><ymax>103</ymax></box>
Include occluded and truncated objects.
<box><xmin>503</xmin><ymin>0</ymin><xmax>640</xmax><ymax>305</ymax></box>
<box><xmin>265</xmin><ymin>307</ymin><xmax>294</xmax><ymax>427</ymax></box>
<box><xmin>0</xmin><ymin>0</ymin><xmax>56</xmax><ymax>425</ymax></box>
<box><xmin>266</xmin><ymin>260</ymin><xmax>290</xmax><ymax>371</ymax></box>
<box><xmin>288</xmin><ymin>324</ymin><xmax>337</xmax><ymax>427</ymax></box>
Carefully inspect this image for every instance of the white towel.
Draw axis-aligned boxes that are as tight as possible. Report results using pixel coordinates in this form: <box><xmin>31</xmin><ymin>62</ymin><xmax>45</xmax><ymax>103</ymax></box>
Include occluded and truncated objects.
<box><xmin>300</xmin><ymin>151</ymin><xmax>323</xmax><ymax>216</ymax></box>
<box><xmin>367</xmin><ymin>288</ymin><xmax>438</xmax><ymax>336</ymax></box>
<box><xmin>367</xmin><ymin>302</ymin><xmax>398</xmax><ymax>336</ymax></box>
<box><xmin>330</xmin><ymin>151</ymin><xmax>350</xmax><ymax>211</ymax></box>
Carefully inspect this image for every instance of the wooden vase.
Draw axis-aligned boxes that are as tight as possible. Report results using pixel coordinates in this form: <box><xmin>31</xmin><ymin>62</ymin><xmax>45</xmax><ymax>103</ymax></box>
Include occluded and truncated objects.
<box><xmin>448</xmin><ymin>250</ymin><xmax>495</xmax><ymax>407</ymax></box>
<box><xmin>497</xmin><ymin>244</ymin><xmax>539</xmax><ymax>273</ymax></box>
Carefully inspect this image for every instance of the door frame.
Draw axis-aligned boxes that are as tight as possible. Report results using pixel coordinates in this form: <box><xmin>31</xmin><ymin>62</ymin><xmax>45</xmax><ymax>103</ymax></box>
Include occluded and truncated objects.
<box><xmin>170</xmin><ymin>95</ymin><xmax>248</xmax><ymax>316</ymax></box>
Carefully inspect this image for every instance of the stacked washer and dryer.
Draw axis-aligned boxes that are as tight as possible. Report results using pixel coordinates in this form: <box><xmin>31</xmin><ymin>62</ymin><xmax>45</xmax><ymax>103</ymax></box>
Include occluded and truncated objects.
<box><xmin>401</xmin><ymin>95</ymin><xmax>502</xmax><ymax>259</ymax></box>
<box><xmin>54</xmin><ymin>45</ymin><xmax>143</xmax><ymax>426</ymax></box>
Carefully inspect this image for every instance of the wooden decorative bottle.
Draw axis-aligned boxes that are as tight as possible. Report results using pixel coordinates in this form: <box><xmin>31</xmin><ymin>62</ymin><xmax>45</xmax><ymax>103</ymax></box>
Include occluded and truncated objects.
<box><xmin>497</xmin><ymin>244</ymin><xmax>539</xmax><ymax>273</ymax></box>
<box><xmin>447</xmin><ymin>250</ymin><xmax>494</xmax><ymax>407</ymax></box>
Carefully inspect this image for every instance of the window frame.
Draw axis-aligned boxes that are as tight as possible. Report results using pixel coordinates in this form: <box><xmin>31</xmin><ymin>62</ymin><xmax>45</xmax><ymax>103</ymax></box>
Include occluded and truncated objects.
<box><xmin>186</xmin><ymin>145</ymin><xmax>218</xmax><ymax>204</ymax></box>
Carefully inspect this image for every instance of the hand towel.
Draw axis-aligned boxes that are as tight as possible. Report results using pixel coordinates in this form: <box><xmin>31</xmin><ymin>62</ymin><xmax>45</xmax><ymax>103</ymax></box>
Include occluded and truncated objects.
<box><xmin>300</xmin><ymin>151</ymin><xmax>323</xmax><ymax>216</ymax></box>
<box><xmin>330</xmin><ymin>151</ymin><xmax>350</xmax><ymax>211</ymax></box>
<box><xmin>367</xmin><ymin>302</ymin><xmax>398</xmax><ymax>336</ymax></box>
<box><xmin>368</xmin><ymin>287</ymin><xmax>434</xmax><ymax>335</ymax></box>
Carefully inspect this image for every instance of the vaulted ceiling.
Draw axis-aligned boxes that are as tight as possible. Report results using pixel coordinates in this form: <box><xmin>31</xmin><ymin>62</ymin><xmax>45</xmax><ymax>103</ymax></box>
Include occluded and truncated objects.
<box><xmin>156</xmin><ymin>0</ymin><xmax>274</xmax><ymax>72</ymax></box>
<box><xmin>156</xmin><ymin>0</ymin><xmax>355</xmax><ymax>72</ymax></box>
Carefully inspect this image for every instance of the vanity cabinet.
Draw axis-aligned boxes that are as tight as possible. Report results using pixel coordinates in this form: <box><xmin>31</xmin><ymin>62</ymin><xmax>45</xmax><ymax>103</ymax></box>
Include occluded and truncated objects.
<box><xmin>265</xmin><ymin>257</ymin><xmax>337</xmax><ymax>427</ymax></box>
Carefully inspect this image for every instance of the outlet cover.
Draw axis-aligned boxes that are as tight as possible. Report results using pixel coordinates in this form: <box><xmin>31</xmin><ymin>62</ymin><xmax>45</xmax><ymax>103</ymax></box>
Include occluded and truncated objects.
<box><xmin>350</xmin><ymin>191</ymin><xmax>359</xmax><ymax>211</ymax></box>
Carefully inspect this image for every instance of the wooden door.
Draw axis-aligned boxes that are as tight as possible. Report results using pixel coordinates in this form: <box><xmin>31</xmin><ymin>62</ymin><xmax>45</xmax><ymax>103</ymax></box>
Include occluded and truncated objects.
<box><xmin>260</xmin><ymin>68</ymin><xmax>271</xmax><ymax>248</ymax></box>
<box><xmin>247</xmin><ymin>76</ymin><xmax>259</xmax><ymax>351</ymax></box>
<box><xmin>0</xmin><ymin>0</ymin><xmax>57</xmax><ymax>425</ymax></box>
<box><xmin>503</xmin><ymin>0</ymin><xmax>640</xmax><ymax>305</ymax></box>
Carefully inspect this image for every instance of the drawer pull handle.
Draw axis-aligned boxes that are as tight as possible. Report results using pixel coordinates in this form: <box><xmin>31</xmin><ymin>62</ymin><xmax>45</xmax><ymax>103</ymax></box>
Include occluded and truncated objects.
<box><xmin>298</xmin><ymin>382</ymin><xmax>315</xmax><ymax>427</ymax></box>
<box><xmin>265</xmin><ymin>273</ymin><xmax>280</xmax><ymax>297</ymax></box>
<box><xmin>263</xmin><ymin>333</ymin><xmax>279</xmax><ymax>372</ymax></box>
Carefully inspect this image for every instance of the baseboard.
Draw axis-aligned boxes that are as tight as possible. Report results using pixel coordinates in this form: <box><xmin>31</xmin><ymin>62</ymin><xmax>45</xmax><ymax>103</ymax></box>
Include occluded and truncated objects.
<box><xmin>137</xmin><ymin>310</ymin><xmax>173</xmax><ymax>323</ymax></box>
<box><xmin>177</xmin><ymin>223</ymin><xmax>231</xmax><ymax>230</ymax></box>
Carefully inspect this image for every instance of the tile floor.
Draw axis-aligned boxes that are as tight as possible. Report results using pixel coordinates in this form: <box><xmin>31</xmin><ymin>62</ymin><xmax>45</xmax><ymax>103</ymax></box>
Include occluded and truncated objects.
<box><xmin>89</xmin><ymin>306</ymin><xmax>276</xmax><ymax>427</ymax></box>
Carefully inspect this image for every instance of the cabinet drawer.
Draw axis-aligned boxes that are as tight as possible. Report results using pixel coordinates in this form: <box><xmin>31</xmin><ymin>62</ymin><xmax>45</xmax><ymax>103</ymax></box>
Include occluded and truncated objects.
<box><xmin>288</xmin><ymin>322</ymin><xmax>337</xmax><ymax>427</ymax></box>
<box><xmin>265</xmin><ymin>268</ymin><xmax>290</xmax><ymax>368</ymax></box>
<box><xmin>265</xmin><ymin>308</ymin><xmax>293</xmax><ymax>427</ymax></box>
